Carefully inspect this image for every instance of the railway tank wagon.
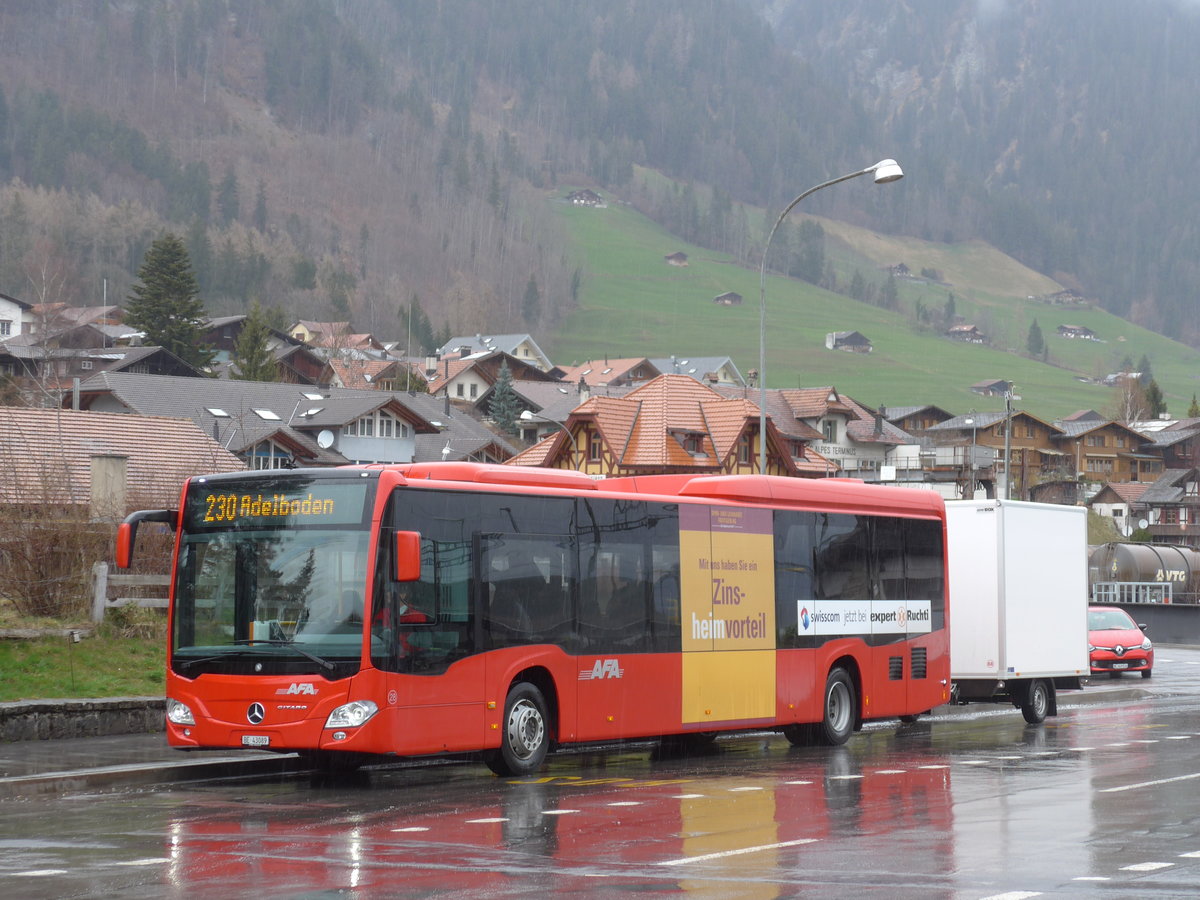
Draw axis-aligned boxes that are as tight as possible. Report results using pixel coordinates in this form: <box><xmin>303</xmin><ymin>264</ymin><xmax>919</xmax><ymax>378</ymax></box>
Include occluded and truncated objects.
<box><xmin>1088</xmin><ymin>542</ymin><xmax>1200</xmax><ymax>604</ymax></box>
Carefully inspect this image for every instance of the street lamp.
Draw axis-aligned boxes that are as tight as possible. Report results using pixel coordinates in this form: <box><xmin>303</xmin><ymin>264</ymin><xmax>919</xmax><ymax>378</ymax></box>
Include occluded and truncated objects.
<box><xmin>963</xmin><ymin>410</ymin><xmax>977</xmax><ymax>498</ymax></box>
<box><xmin>757</xmin><ymin>159</ymin><xmax>904</xmax><ymax>474</ymax></box>
<box><xmin>520</xmin><ymin>410</ymin><xmax>577</xmax><ymax>467</ymax></box>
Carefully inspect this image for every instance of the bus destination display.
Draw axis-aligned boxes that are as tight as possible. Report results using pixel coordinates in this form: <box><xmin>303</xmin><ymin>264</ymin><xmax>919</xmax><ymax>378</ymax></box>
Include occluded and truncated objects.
<box><xmin>184</xmin><ymin>480</ymin><xmax>370</xmax><ymax>529</ymax></box>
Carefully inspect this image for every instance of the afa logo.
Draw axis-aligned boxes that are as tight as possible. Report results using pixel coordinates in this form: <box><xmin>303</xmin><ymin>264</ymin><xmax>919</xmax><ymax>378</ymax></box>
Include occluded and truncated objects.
<box><xmin>799</xmin><ymin>606</ymin><xmax>811</xmax><ymax>631</ymax></box>
<box><xmin>579</xmin><ymin>658</ymin><xmax>624</xmax><ymax>680</ymax></box>
<box><xmin>275</xmin><ymin>683</ymin><xmax>318</xmax><ymax>696</ymax></box>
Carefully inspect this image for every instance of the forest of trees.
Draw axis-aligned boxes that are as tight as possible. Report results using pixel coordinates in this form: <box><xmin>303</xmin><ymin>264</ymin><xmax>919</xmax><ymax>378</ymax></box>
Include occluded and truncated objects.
<box><xmin>0</xmin><ymin>1</ymin><xmax>1197</xmax><ymax>350</ymax></box>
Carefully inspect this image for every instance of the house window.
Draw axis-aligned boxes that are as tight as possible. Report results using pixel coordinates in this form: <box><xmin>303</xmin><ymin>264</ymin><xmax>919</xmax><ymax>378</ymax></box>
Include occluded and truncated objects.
<box><xmin>360</xmin><ymin>416</ymin><xmax>374</xmax><ymax>436</ymax></box>
<box><xmin>343</xmin><ymin>421</ymin><xmax>357</xmax><ymax>437</ymax></box>
<box><xmin>738</xmin><ymin>435</ymin><xmax>751</xmax><ymax>464</ymax></box>
<box><xmin>589</xmin><ymin>432</ymin><xmax>603</xmax><ymax>462</ymax></box>
<box><xmin>1163</xmin><ymin>508</ymin><xmax>1179</xmax><ymax>524</ymax></box>
<box><xmin>456</xmin><ymin>383</ymin><xmax>465</xmax><ymax>398</ymax></box>
<box><xmin>822</xmin><ymin>420</ymin><xmax>838</xmax><ymax>443</ymax></box>
<box><xmin>1086</xmin><ymin>434</ymin><xmax>1101</xmax><ymax>447</ymax></box>
<box><xmin>379</xmin><ymin>416</ymin><xmax>394</xmax><ymax>438</ymax></box>
<box><xmin>80</xmin><ymin>360</ymin><xmax>93</xmax><ymax>371</ymax></box>
<box><xmin>249</xmin><ymin>440</ymin><xmax>290</xmax><ymax>470</ymax></box>
<box><xmin>0</xmin><ymin>320</ymin><xmax>10</xmax><ymax>336</ymax></box>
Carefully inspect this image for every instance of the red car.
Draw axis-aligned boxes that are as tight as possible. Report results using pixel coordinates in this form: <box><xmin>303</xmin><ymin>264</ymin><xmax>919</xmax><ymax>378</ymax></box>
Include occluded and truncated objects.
<box><xmin>1088</xmin><ymin>605</ymin><xmax>1153</xmax><ymax>679</ymax></box>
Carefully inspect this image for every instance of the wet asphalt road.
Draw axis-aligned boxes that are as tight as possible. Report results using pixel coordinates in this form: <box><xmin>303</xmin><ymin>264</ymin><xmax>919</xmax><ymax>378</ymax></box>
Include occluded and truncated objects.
<box><xmin>5</xmin><ymin>649</ymin><xmax>1200</xmax><ymax>899</ymax></box>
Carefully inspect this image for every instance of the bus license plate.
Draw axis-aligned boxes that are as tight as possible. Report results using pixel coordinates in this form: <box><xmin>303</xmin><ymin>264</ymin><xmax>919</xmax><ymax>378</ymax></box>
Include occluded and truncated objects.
<box><xmin>242</xmin><ymin>735</ymin><xmax>270</xmax><ymax>747</ymax></box>
<box><xmin>1111</xmin><ymin>663</ymin><xmax>1128</xmax><ymax>670</ymax></box>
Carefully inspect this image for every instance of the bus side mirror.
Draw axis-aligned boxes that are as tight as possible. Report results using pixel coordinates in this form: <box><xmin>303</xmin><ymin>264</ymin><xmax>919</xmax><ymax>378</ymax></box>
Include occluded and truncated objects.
<box><xmin>394</xmin><ymin>530</ymin><xmax>422</xmax><ymax>582</ymax></box>
<box><xmin>116</xmin><ymin>509</ymin><xmax>176</xmax><ymax>569</ymax></box>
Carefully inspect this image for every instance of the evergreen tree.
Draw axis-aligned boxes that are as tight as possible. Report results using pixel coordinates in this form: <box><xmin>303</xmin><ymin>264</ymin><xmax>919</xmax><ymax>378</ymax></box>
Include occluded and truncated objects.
<box><xmin>1026</xmin><ymin>318</ymin><xmax>1045</xmax><ymax>357</ymax></box>
<box><xmin>217</xmin><ymin>166</ymin><xmax>239</xmax><ymax>226</ymax></box>
<box><xmin>253</xmin><ymin>179</ymin><xmax>268</xmax><ymax>232</ymax></box>
<box><xmin>880</xmin><ymin>273</ymin><xmax>899</xmax><ymax>309</ymax></box>
<box><xmin>1145</xmin><ymin>379</ymin><xmax>1167</xmax><ymax>418</ymax></box>
<box><xmin>489</xmin><ymin>360</ymin><xmax>522</xmax><ymax>434</ymax></box>
<box><xmin>1189</xmin><ymin>394</ymin><xmax>1200</xmax><ymax>418</ymax></box>
<box><xmin>230</xmin><ymin>301</ymin><xmax>277</xmax><ymax>382</ymax></box>
<box><xmin>126</xmin><ymin>233</ymin><xmax>215</xmax><ymax>370</ymax></box>
<box><xmin>943</xmin><ymin>293</ymin><xmax>956</xmax><ymax>327</ymax></box>
<box><xmin>522</xmin><ymin>274</ymin><xmax>540</xmax><ymax>325</ymax></box>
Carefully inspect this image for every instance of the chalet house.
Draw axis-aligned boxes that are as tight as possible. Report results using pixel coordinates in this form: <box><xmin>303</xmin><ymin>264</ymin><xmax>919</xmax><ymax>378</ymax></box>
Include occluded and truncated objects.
<box><xmin>824</xmin><ymin>331</ymin><xmax>872</xmax><ymax>353</ymax></box>
<box><xmin>775</xmin><ymin>387</ymin><xmax>914</xmax><ymax>481</ymax></box>
<box><xmin>27</xmin><ymin>303</ymin><xmax>125</xmax><ymax>338</ymax></box>
<box><xmin>0</xmin><ymin>291</ymin><xmax>33</xmax><ymax>340</ymax></box>
<box><xmin>1136</xmin><ymin>468</ymin><xmax>1200</xmax><ymax>544</ymax></box>
<box><xmin>970</xmin><ymin>379</ymin><xmax>1013</xmax><ymax>397</ymax></box>
<box><xmin>946</xmin><ymin>324</ymin><xmax>987</xmax><ymax>344</ymax></box>
<box><xmin>928</xmin><ymin>410</ymin><xmax>1066</xmax><ymax>500</ymax></box>
<box><xmin>322</xmin><ymin>357</ymin><xmax>421</xmax><ymax>391</ymax></box>
<box><xmin>887</xmin><ymin>262</ymin><xmax>911</xmax><ymax>277</ymax></box>
<box><xmin>435</xmin><ymin>333</ymin><xmax>554</xmax><ymax>372</ymax></box>
<box><xmin>290</xmin><ymin>320</ymin><xmax>349</xmax><ymax>344</ymax></box>
<box><xmin>664</xmin><ymin>251</ymin><xmax>689</xmax><ymax>266</ymax></box>
<box><xmin>1140</xmin><ymin>419</ymin><xmax>1200</xmax><ymax>469</ymax></box>
<box><xmin>203</xmin><ymin>316</ymin><xmax>326</xmax><ymax>384</ymax></box>
<box><xmin>713</xmin><ymin>291</ymin><xmax>743</xmax><ymax>306</ymax></box>
<box><xmin>883</xmin><ymin>405</ymin><xmax>956</xmax><ymax>435</ymax></box>
<box><xmin>557</xmin><ymin>357</ymin><xmax>659</xmax><ymax>389</ymax></box>
<box><xmin>1057</xmin><ymin>324</ymin><xmax>1098</xmax><ymax>340</ymax></box>
<box><xmin>508</xmin><ymin>374</ymin><xmax>819</xmax><ymax>477</ymax></box>
<box><xmin>651</xmin><ymin>355</ymin><xmax>747</xmax><ymax>387</ymax></box>
<box><xmin>0</xmin><ymin>405</ymin><xmax>244</xmax><ymax>513</ymax></box>
<box><xmin>1052</xmin><ymin>418</ymin><xmax>1160</xmax><ymax>484</ymax></box>
<box><xmin>70</xmin><ymin>372</ymin><xmax>454</xmax><ymax>469</ymax></box>
<box><xmin>1087</xmin><ymin>482</ymin><xmax>1150</xmax><ymax>538</ymax></box>
<box><xmin>0</xmin><ymin>339</ymin><xmax>203</xmax><ymax>398</ymax></box>
<box><xmin>567</xmin><ymin>189</ymin><xmax>604</xmax><ymax>207</ymax></box>
<box><xmin>427</xmin><ymin>349</ymin><xmax>557</xmax><ymax>408</ymax></box>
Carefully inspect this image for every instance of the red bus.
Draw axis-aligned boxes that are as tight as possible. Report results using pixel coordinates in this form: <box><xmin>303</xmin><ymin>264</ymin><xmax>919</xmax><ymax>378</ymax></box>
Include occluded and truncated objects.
<box><xmin>117</xmin><ymin>462</ymin><xmax>949</xmax><ymax>775</ymax></box>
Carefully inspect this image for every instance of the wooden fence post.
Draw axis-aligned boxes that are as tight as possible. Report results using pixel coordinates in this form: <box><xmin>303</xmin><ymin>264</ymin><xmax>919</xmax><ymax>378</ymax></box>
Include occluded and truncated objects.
<box><xmin>91</xmin><ymin>560</ymin><xmax>109</xmax><ymax>624</ymax></box>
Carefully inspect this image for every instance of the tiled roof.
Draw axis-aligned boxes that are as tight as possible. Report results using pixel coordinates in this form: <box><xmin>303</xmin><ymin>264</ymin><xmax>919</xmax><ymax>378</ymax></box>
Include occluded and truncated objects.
<box><xmin>557</xmin><ymin>358</ymin><xmax>659</xmax><ymax>386</ymax></box>
<box><xmin>0</xmin><ymin>405</ymin><xmax>244</xmax><ymax>507</ymax></box>
<box><xmin>779</xmin><ymin>387</ymin><xmax>852</xmax><ymax>420</ymax></box>
<box><xmin>1094</xmin><ymin>482</ymin><xmax>1150</xmax><ymax>505</ymax></box>
<box><xmin>842</xmin><ymin>396</ymin><xmax>914</xmax><ymax>446</ymax></box>
<box><xmin>1140</xmin><ymin>468</ymin><xmax>1200</xmax><ymax>504</ymax></box>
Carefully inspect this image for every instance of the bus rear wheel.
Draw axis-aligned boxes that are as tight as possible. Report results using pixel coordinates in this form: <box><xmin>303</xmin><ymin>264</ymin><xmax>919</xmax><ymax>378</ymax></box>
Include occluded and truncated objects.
<box><xmin>485</xmin><ymin>682</ymin><xmax>550</xmax><ymax>777</ymax></box>
<box><xmin>813</xmin><ymin>667</ymin><xmax>856</xmax><ymax>746</ymax></box>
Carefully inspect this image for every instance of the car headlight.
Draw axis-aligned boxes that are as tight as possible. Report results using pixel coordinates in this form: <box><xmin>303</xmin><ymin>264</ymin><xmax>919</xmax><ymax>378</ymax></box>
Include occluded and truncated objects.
<box><xmin>325</xmin><ymin>700</ymin><xmax>379</xmax><ymax>729</ymax></box>
<box><xmin>166</xmin><ymin>699</ymin><xmax>195</xmax><ymax>725</ymax></box>
<box><xmin>1142</xmin><ymin>638</ymin><xmax>1153</xmax><ymax>650</ymax></box>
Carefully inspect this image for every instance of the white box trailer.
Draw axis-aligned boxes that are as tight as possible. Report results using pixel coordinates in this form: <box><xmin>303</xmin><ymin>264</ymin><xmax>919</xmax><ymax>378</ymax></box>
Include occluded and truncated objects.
<box><xmin>946</xmin><ymin>499</ymin><xmax>1089</xmax><ymax>723</ymax></box>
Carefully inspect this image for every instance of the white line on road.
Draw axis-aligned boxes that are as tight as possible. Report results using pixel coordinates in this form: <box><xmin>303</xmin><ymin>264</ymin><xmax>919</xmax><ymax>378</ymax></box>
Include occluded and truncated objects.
<box><xmin>1120</xmin><ymin>861</ymin><xmax>1174</xmax><ymax>872</ymax></box>
<box><xmin>1100</xmin><ymin>771</ymin><xmax>1200</xmax><ymax>793</ymax></box>
<box><xmin>658</xmin><ymin>838</ymin><xmax>818</xmax><ymax>866</ymax></box>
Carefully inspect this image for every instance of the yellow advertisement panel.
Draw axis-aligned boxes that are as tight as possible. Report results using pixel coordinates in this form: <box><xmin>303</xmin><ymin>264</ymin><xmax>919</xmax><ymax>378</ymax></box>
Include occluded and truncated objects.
<box><xmin>679</xmin><ymin>505</ymin><xmax>776</xmax><ymax>725</ymax></box>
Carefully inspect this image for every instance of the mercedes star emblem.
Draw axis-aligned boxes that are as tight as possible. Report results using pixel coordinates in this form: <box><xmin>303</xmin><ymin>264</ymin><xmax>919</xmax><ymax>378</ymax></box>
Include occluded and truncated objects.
<box><xmin>247</xmin><ymin>702</ymin><xmax>265</xmax><ymax>725</ymax></box>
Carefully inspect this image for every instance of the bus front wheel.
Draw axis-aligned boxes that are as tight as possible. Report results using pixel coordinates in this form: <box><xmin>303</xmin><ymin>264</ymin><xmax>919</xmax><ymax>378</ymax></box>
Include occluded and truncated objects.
<box><xmin>485</xmin><ymin>682</ymin><xmax>550</xmax><ymax>777</ymax></box>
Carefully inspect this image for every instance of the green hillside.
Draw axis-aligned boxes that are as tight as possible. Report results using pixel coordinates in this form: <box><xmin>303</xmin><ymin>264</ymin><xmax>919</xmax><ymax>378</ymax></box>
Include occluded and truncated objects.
<box><xmin>546</xmin><ymin>195</ymin><xmax>1200</xmax><ymax>422</ymax></box>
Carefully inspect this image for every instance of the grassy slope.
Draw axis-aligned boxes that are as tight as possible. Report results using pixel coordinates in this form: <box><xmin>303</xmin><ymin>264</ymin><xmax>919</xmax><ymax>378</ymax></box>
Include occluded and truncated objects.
<box><xmin>0</xmin><ymin>634</ymin><xmax>164</xmax><ymax>701</ymax></box>
<box><xmin>546</xmin><ymin>196</ymin><xmax>1200</xmax><ymax>421</ymax></box>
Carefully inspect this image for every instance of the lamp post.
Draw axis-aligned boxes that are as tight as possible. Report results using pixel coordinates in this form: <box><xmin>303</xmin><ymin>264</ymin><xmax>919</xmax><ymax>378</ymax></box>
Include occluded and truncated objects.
<box><xmin>520</xmin><ymin>410</ymin><xmax>577</xmax><ymax>467</ymax></box>
<box><xmin>963</xmin><ymin>410</ymin><xmax>977</xmax><ymax>498</ymax></box>
<box><xmin>757</xmin><ymin>159</ymin><xmax>904</xmax><ymax>474</ymax></box>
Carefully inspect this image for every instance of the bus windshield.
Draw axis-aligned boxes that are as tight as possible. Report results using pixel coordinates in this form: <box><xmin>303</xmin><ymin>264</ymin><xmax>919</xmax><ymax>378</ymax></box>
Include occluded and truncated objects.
<box><xmin>171</xmin><ymin>472</ymin><xmax>375</xmax><ymax>678</ymax></box>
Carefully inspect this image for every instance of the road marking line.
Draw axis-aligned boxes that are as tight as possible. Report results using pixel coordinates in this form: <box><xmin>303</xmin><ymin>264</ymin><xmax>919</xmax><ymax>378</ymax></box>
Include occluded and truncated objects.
<box><xmin>540</xmin><ymin>809</ymin><xmax>579</xmax><ymax>815</ymax></box>
<box><xmin>980</xmin><ymin>892</ymin><xmax>1041</xmax><ymax>899</ymax></box>
<box><xmin>658</xmin><ymin>838</ymin><xmax>817</xmax><ymax>866</ymax></box>
<box><xmin>607</xmin><ymin>801</ymin><xmax>641</xmax><ymax>806</ymax></box>
<box><xmin>391</xmin><ymin>827</ymin><xmax>429</xmax><ymax>832</ymax></box>
<box><xmin>1121</xmin><ymin>862</ymin><xmax>1173</xmax><ymax>872</ymax></box>
<box><xmin>1179</xmin><ymin>851</ymin><xmax>1200</xmax><ymax>858</ymax></box>
<box><xmin>1072</xmin><ymin>876</ymin><xmax>1110</xmax><ymax>881</ymax></box>
<box><xmin>876</xmin><ymin>769</ymin><xmax>906</xmax><ymax>774</ymax></box>
<box><xmin>13</xmin><ymin>870</ymin><xmax>68</xmax><ymax>877</ymax></box>
<box><xmin>672</xmin><ymin>793</ymin><xmax>705</xmax><ymax>799</ymax></box>
<box><xmin>728</xmin><ymin>786</ymin><xmax>764</xmax><ymax>792</ymax></box>
<box><xmin>1166</xmin><ymin>735</ymin><xmax>1192</xmax><ymax>740</ymax></box>
<box><xmin>1100</xmin><ymin>772</ymin><xmax>1200</xmax><ymax>793</ymax></box>
<box><xmin>115</xmin><ymin>858</ymin><xmax>170</xmax><ymax>866</ymax></box>
<box><xmin>993</xmin><ymin>755</ymin><xmax>1023</xmax><ymax>760</ymax></box>
<box><xmin>829</xmin><ymin>774</ymin><xmax>863</xmax><ymax>780</ymax></box>
<box><xmin>918</xmin><ymin>764</ymin><xmax>949</xmax><ymax>769</ymax></box>
<box><xmin>1131</xmin><ymin>740</ymin><xmax>1159</xmax><ymax>744</ymax></box>
<box><xmin>466</xmin><ymin>817</ymin><xmax>509</xmax><ymax>824</ymax></box>
<box><xmin>784</xmin><ymin>780</ymin><xmax>812</xmax><ymax>785</ymax></box>
<box><xmin>960</xmin><ymin>760</ymin><xmax>989</xmax><ymax>765</ymax></box>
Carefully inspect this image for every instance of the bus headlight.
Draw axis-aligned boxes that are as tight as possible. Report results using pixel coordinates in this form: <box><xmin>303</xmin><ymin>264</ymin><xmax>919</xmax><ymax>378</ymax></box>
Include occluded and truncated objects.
<box><xmin>166</xmin><ymin>699</ymin><xmax>195</xmax><ymax>726</ymax></box>
<box><xmin>325</xmin><ymin>700</ymin><xmax>378</xmax><ymax>729</ymax></box>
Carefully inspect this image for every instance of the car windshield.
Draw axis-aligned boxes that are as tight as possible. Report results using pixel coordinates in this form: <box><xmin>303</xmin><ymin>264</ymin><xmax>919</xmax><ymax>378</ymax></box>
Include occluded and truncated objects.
<box><xmin>1089</xmin><ymin>608</ymin><xmax>1136</xmax><ymax>631</ymax></box>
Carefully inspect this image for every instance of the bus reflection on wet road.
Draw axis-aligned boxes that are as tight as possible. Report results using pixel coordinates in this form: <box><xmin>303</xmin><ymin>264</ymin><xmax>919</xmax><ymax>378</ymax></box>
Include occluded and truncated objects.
<box><xmin>8</xmin><ymin>648</ymin><xmax>1200</xmax><ymax>898</ymax></box>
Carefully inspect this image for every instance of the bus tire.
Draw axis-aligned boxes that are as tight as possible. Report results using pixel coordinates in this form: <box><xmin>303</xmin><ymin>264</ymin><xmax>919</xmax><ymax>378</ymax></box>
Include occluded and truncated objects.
<box><xmin>1021</xmin><ymin>679</ymin><xmax>1051</xmax><ymax>724</ymax></box>
<box><xmin>782</xmin><ymin>724</ymin><xmax>813</xmax><ymax>747</ymax></box>
<box><xmin>485</xmin><ymin>682</ymin><xmax>550</xmax><ymax>777</ymax></box>
<box><xmin>813</xmin><ymin>667</ymin><xmax>856</xmax><ymax>746</ymax></box>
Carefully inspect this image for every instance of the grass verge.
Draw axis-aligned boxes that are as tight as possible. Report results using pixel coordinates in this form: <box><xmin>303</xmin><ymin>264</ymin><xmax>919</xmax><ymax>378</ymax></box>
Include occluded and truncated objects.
<box><xmin>0</xmin><ymin>629</ymin><xmax>165</xmax><ymax>702</ymax></box>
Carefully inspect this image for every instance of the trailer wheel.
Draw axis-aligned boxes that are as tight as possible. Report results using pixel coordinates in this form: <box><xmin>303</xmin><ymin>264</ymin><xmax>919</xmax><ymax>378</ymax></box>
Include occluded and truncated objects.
<box><xmin>812</xmin><ymin>667</ymin><xmax>856</xmax><ymax>746</ymax></box>
<box><xmin>484</xmin><ymin>682</ymin><xmax>549</xmax><ymax>776</ymax></box>
<box><xmin>1021</xmin><ymin>679</ymin><xmax>1051</xmax><ymax>724</ymax></box>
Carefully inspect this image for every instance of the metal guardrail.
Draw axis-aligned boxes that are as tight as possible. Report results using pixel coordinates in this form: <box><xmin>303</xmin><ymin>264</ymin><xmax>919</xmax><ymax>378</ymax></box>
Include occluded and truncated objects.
<box><xmin>1091</xmin><ymin>582</ymin><xmax>1173</xmax><ymax>605</ymax></box>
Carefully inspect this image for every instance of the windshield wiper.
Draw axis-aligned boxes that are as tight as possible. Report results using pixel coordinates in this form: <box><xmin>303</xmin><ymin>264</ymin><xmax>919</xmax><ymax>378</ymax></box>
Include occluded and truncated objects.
<box><xmin>228</xmin><ymin>639</ymin><xmax>338</xmax><ymax>672</ymax></box>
